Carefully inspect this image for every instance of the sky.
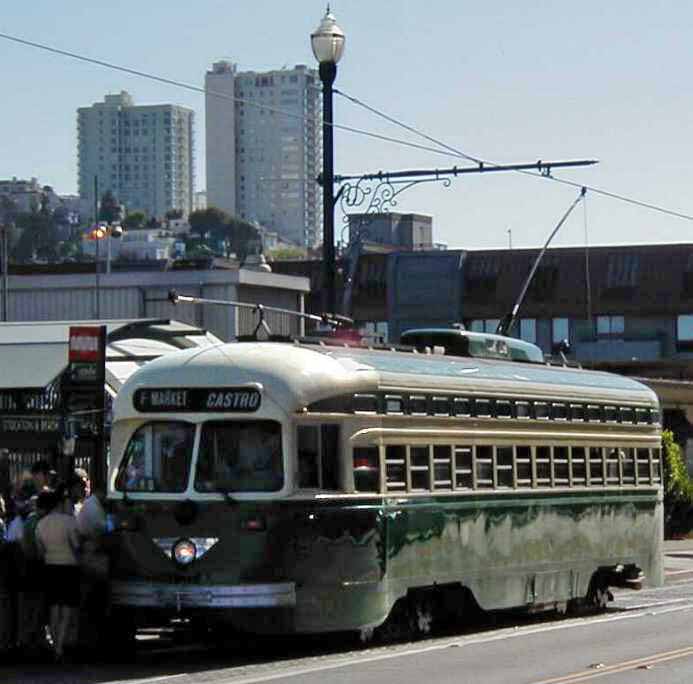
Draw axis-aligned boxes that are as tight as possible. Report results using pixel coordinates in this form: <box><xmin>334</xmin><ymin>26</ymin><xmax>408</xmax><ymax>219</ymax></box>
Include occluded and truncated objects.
<box><xmin>1</xmin><ymin>0</ymin><xmax>693</xmax><ymax>250</ymax></box>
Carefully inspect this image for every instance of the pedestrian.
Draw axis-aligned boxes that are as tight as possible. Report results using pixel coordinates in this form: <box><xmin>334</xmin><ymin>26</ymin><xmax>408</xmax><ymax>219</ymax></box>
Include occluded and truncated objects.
<box><xmin>60</xmin><ymin>470</ymin><xmax>88</xmax><ymax>515</ymax></box>
<box><xmin>4</xmin><ymin>495</ymin><xmax>32</xmax><ymax>658</ymax></box>
<box><xmin>6</xmin><ymin>481</ymin><xmax>35</xmax><ymax>543</ymax></box>
<box><xmin>35</xmin><ymin>489</ymin><xmax>81</xmax><ymax>662</ymax></box>
<box><xmin>0</xmin><ymin>494</ymin><xmax>7</xmax><ymax>541</ymax></box>
<box><xmin>76</xmin><ymin>485</ymin><xmax>110</xmax><ymax>655</ymax></box>
<box><xmin>30</xmin><ymin>460</ymin><xmax>52</xmax><ymax>493</ymax></box>
<box><xmin>18</xmin><ymin>491</ymin><xmax>51</xmax><ymax>658</ymax></box>
<box><xmin>0</xmin><ymin>501</ymin><xmax>13</xmax><ymax>655</ymax></box>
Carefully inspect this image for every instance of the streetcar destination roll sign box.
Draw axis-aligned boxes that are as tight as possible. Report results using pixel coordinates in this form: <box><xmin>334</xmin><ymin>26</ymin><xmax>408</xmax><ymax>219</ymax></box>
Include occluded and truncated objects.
<box><xmin>133</xmin><ymin>387</ymin><xmax>261</xmax><ymax>413</ymax></box>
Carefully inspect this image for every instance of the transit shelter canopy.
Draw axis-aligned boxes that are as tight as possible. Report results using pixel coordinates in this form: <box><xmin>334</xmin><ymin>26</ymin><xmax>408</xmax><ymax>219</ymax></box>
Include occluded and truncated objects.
<box><xmin>0</xmin><ymin>319</ymin><xmax>218</xmax><ymax>391</ymax></box>
<box><xmin>0</xmin><ymin>342</ymin><xmax>67</xmax><ymax>390</ymax></box>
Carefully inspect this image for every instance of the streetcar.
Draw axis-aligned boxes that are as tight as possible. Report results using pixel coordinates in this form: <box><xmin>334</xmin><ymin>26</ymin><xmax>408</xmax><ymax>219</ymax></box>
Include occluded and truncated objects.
<box><xmin>106</xmin><ymin>327</ymin><xmax>663</xmax><ymax>639</ymax></box>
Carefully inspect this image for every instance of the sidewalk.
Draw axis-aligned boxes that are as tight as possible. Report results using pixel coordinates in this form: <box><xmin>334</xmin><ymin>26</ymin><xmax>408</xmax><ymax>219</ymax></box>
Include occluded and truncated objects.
<box><xmin>664</xmin><ymin>538</ymin><xmax>693</xmax><ymax>553</ymax></box>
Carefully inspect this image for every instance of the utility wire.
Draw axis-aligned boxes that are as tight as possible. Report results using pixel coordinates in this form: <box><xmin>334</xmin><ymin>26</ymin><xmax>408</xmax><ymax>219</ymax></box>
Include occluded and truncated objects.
<box><xmin>0</xmin><ymin>31</ymin><xmax>466</xmax><ymax>161</ymax></box>
<box><xmin>336</xmin><ymin>89</ymin><xmax>693</xmax><ymax>222</ymax></box>
<box><xmin>4</xmin><ymin>30</ymin><xmax>692</xmax><ymax>223</ymax></box>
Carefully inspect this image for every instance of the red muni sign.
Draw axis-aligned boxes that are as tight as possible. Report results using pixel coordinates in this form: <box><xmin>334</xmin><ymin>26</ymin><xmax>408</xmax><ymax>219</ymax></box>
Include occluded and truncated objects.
<box><xmin>69</xmin><ymin>326</ymin><xmax>103</xmax><ymax>363</ymax></box>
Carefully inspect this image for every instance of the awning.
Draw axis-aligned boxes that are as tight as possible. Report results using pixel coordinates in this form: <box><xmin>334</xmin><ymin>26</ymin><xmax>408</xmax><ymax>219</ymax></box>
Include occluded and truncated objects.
<box><xmin>0</xmin><ymin>342</ymin><xmax>67</xmax><ymax>389</ymax></box>
<box><xmin>0</xmin><ymin>319</ymin><xmax>218</xmax><ymax>391</ymax></box>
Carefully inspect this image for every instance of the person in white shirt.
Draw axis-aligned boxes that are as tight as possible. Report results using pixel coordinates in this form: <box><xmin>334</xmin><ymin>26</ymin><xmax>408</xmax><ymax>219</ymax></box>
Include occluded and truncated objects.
<box><xmin>36</xmin><ymin>489</ymin><xmax>81</xmax><ymax>662</ymax></box>
<box><xmin>76</xmin><ymin>488</ymin><xmax>110</xmax><ymax>652</ymax></box>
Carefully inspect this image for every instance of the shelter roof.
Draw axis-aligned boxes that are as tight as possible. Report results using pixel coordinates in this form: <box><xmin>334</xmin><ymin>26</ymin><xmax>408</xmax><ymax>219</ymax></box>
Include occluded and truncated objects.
<box><xmin>0</xmin><ymin>319</ymin><xmax>219</xmax><ymax>391</ymax></box>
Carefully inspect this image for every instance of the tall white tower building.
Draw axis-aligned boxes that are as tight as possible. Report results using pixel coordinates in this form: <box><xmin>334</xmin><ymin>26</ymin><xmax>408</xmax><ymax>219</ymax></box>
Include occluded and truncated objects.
<box><xmin>205</xmin><ymin>62</ymin><xmax>237</xmax><ymax>217</ymax></box>
<box><xmin>204</xmin><ymin>62</ymin><xmax>321</xmax><ymax>247</ymax></box>
<box><xmin>77</xmin><ymin>91</ymin><xmax>194</xmax><ymax>220</ymax></box>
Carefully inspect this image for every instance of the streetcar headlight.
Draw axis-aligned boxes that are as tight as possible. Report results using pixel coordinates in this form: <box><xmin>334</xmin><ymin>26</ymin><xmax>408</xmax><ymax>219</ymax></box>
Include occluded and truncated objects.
<box><xmin>173</xmin><ymin>538</ymin><xmax>196</xmax><ymax>565</ymax></box>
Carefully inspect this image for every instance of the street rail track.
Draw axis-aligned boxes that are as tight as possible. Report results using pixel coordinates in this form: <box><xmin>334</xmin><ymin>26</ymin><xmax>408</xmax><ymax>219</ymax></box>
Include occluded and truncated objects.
<box><xmin>116</xmin><ymin>584</ymin><xmax>693</xmax><ymax>684</ymax></box>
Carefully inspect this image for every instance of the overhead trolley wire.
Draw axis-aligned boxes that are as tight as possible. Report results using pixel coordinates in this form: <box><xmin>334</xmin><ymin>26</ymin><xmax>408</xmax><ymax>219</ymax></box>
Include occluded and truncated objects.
<box><xmin>336</xmin><ymin>88</ymin><xmax>693</xmax><ymax>223</ymax></box>
<box><xmin>0</xmin><ymin>31</ymin><xmax>464</xmax><ymax>161</ymax></box>
<box><xmin>3</xmin><ymin>30</ymin><xmax>693</xmax><ymax>223</ymax></box>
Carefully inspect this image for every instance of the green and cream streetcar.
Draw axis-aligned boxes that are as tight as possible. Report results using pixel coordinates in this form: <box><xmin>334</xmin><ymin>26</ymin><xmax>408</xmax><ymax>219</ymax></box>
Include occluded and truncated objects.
<box><xmin>107</xmin><ymin>329</ymin><xmax>663</xmax><ymax>638</ymax></box>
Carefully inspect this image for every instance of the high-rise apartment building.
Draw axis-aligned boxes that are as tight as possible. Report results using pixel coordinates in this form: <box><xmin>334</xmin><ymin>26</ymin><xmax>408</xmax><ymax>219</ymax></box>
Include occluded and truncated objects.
<box><xmin>205</xmin><ymin>62</ymin><xmax>321</xmax><ymax>247</ymax></box>
<box><xmin>78</xmin><ymin>91</ymin><xmax>194</xmax><ymax>220</ymax></box>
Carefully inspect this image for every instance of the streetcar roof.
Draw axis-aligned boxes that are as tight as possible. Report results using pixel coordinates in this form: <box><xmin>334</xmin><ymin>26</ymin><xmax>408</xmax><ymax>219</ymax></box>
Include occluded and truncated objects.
<box><xmin>113</xmin><ymin>340</ymin><xmax>658</xmax><ymax>420</ymax></box>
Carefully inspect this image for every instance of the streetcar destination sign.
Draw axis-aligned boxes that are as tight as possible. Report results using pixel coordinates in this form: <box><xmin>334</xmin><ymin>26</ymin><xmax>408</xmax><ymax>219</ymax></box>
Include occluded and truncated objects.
<box><xmin>133</xmin><ymin>387</ymin><xmax>261</xmax><ymax>413</ymax></box>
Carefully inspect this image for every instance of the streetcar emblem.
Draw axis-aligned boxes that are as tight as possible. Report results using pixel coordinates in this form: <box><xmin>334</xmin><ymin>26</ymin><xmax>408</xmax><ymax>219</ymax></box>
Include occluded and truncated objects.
<box><xmin>152</xmin><ymin>537</ymin><xmax>219</xmax><ymax>561</ymax></box>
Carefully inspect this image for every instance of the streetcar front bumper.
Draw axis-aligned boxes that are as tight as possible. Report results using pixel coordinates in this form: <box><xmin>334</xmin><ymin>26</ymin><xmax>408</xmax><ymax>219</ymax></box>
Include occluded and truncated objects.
<box><xmin>110</xmin><ymin>580</ymin><xmax>296</xmax><ymax>610</ymax></box>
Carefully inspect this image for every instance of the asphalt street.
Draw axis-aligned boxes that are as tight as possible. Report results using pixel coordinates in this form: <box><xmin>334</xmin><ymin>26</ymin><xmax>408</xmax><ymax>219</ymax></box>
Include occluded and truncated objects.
<box><xmin>4</xmin><ymin>541</ymin><xmax>693</xmax><ymax>684</ymax></box>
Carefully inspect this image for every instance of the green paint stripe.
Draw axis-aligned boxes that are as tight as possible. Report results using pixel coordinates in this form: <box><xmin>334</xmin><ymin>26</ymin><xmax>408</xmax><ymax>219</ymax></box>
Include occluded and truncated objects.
<box><xmin>273</xmin><ymin>490</ymin><xmax>659</xmax><ymax>513</ymax></box>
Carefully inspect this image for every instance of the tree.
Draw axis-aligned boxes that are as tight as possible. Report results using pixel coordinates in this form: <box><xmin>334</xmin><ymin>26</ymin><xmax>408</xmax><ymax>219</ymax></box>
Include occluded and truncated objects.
<box><xmin>188</xmin><ymin>207</ymin><xmax>230</xmax><ymax>240</ymax></box>
<box><xmin>98</xmin><ymin>191</ymin><xmax>121</xmax><ymax>224</ymax></box>
<box><xmin>267</xmin><ymin>246</ymin><xmax>307</xmax><ymax>261</ymax></box>
<box><xmin>12</xmin><ymin>210</ymin><xmax>58</xmax><ymax>262</ymax></box>
<box><xmin>663</xmin><ymin>430</ymin><xmax>693</xmax><ymax>537</ymax></box>
<box><xmin>165</xmin><ymin>209</ymin><xmax>183</xmax><ymax>221</ymax></box>
<box><xmin>0</xmin><ymin>196</ymin><xmax>18</xmax><ymax>225</ymax></box>
<box><xmin>123</xmin><ymin>211</ymin><xmax>147</xmax><ymax>230</ymax></box>
<box><xmin>223</xmin><ymin>217</ymin><xmax>261</xmax><ymax>262</ymax></box>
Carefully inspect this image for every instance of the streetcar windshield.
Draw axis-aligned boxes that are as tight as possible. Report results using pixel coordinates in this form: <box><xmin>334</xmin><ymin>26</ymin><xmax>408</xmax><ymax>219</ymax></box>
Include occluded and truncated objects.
<box><xmin>194</xmin><ymin>420</ymin><xmax>283</xmax><ymax>493</ymax></box>
<box><xmin>116</xmin><ymin>421</ymin><xmax>195</xmax><ymax>493</ymax></box>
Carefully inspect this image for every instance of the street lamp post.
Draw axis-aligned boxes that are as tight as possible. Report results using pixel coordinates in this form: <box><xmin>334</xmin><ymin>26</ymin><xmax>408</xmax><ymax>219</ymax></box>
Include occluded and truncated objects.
<box><xmin>312</xmin><ymin>6</ymin><xmax>345</xmax><ymax>316</ymax></box>
<box><xmin>90</xmin><ymin>223</ymin><xmax>123</xmax><ymax>319</ymax></box>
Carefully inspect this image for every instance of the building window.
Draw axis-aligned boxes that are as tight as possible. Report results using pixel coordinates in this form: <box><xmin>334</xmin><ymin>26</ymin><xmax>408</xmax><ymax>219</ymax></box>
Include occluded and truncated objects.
<box><xmin>470</xmin><ymin>319</ymin><xmax>501</xmax><ymax>334</ymax></box>
<box><xmin>677</xmin><ymin>315</ymin><xmax>693</xmax><ymax>350</ymax></box>
<box><xmin>519</xmin><ymin>319</ymin><xmax>537</xmax><ymax>344</ymax></box>
<box><xmin>596</xmin><ymin>315</ymin><xmax>624</xmax><ymax>337</ymax></box>
<box><xmin>465</xmin><ymin>256</ymin><xmax>499</xmax><ymax>294</ymax></box>
<box><xmin>528</xmin><ymin>257</ymin><xmax>560</xmax><ymax>299</ymax></box>
<box><xmin>606</xmin><ymin>253</ymin><xmax>639</xmax><ymax>290</ymax></box>
<box><xmin>552</xmin><ymin>318</ymin><xmax>569</xmax><ymax>345</ymax></box>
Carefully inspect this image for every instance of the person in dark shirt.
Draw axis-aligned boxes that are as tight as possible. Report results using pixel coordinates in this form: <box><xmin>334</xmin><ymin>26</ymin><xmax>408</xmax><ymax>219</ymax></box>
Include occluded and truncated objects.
<box><xmin>18</xmin><ymin>492</ymin><xmax>51</xmax><ymax>657</ymax></box>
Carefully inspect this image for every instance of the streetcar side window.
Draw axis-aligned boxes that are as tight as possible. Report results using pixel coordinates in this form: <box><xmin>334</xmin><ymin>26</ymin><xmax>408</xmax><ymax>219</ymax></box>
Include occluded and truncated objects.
<box><xmin>636</xmin><ymin>448</ymin><xmax>650</xmax><ymax>484</ymax></box>
<box><xmin>385</xmin><ymin>445</ymin><xmax>407</xmax><ymax>491</ymax></box>
<box><xmin>454</xmin><ymin>446</ymin><xmax>473</xmax><ymax>489</ymax></box>
<box><xmin>652</xmin><ymin>448</ymin><xmax>662</xmax><ymax>482</ymax></box>
<box><xmin>353</xmin><ymin>441</ymin><xmax>660</xmax><ymax>495</ymax></box>
<box><xmin>571</xmin><ymin>447</ymin><xmax>587</xmax><ymax>485</ymax></box>
<box><xmin>621</xmin><ymin>448</ymin><xmax>635</xmax><ymax>484</ymax></box>
<box><xmin>476</xmin><ymin>445</ymin><xmax>493</xmax><ymax>488</ymax></box>
<box><xmin>433</xmin><ymin>445</ymin><xmax>453</xmax><ymax>489</ymax></box>
<box><xmin>410</xmin><ymin>446</ymin><xmax>431</xmax><ymax>491</ymax></box>
<box><xmin>536</xmin><ymin>446</ymin><xmax>551</xmax><ymax>486</ymax></box>
<box><xmin>496</xmin><ymin>446</ymin><xmax>513</xmax><ymax>488</ymax></box>
<box><xmin>554</xmin><ymin>446</ymin><xmax>569</xmax><ymax>485</ymax></box>
<box><xmin>353</xmin><ymin>446</ymin><xmax>380</xmax><ymax>492</ymax></box>
<box><xmin>516</xmin><ymin>446</ymin><xmax>532</xmax><ymax>485</ymax></box>
<box><xmin>589</xmin><ymin>447</ymin><xmax>604</xmax><ymax>485</ymax></box>
<box><xmin>297</xmin><ymin>426</ymin><xmax>319</xmax><ymax>488</ymax></box>
<box><xmin>297</xmin><ymin>424</ymin><xmax>340</xmax><ymax>490</ymax></box>
<box><xmin>606</xmin><ymin>448</ymin><xmax>620</xmax><ymax>484</ymax></box>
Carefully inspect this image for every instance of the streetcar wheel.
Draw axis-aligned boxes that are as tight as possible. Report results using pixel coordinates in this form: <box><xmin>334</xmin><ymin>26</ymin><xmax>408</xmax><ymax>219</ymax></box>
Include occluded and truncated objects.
<box><xmin>411</xmin><ymin>595</ymin><xmax>435</xmax><ymax>636</ymax></box>
<box><xmin>373</xmin><ymin>597</ymin><xmax>412</xmax><ymax>643</ymax></box>
<box><xmin>372</xmin><ymin>592</ymin><xmax>438</xmax><ymax>644</ymax></box>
